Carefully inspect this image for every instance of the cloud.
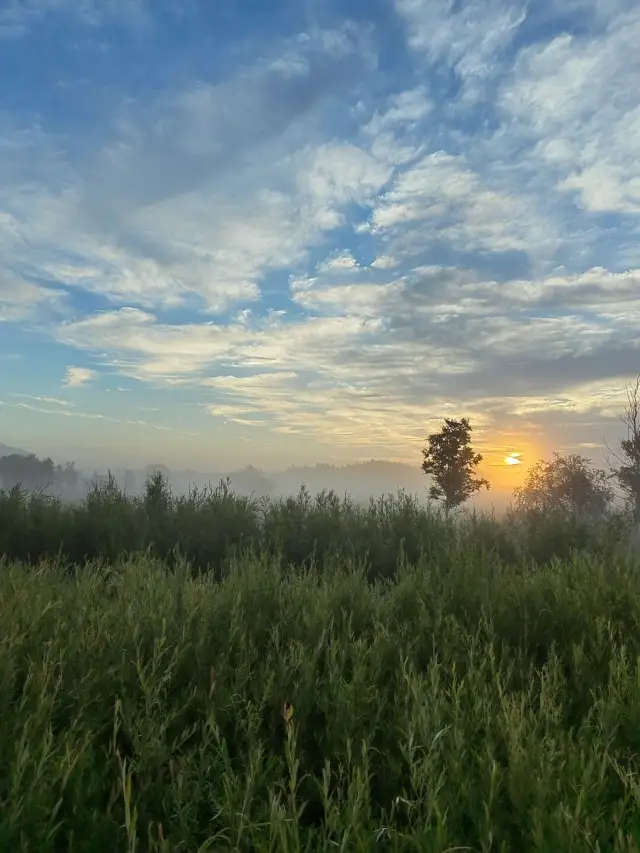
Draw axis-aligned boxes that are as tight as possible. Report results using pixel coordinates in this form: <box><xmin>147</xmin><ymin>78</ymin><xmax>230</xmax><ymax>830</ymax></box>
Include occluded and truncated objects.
<box><xmin>0</xmin><ymin>24</ymin><xmax>388</xmax><ymax>316</ymax></box>
<box><xmin>364</xmin><ymin>86</ymin><xmax>431</xmax><ymax>134</ymax></box>
<box><xmin>58</xmin><ymin>308</ymin><xmax>248</xmax><ymax>381</ymax></box>
<box><xmin>370</xmin><ymin>255</ymin><xmax>398</xmax><ymax>270</ymax></box>
<box><xmin>11</xmin><ymin>393</ymin><xmax>74</xmax><ymax>407</ymax></box>
<box><xmin>365</xmin><ymin>151</ymin><xmax>558</xmax><ymax>259</ymax></box>
<box><xmin>465</xmin><ymin>267</ymin><xmax>640</xmax><ymax>314</ymax></box>
<box><xmin>395</xmin><ymin>0</ymin><xmax>527</xmax><ymax>101</ymax></box>
<box><xmin>87</xmin><ymin>26</ymin><xmax>375</xmax><ymax>214</ymax></box>
<box><xmin>316</xmin><ymin>251</ymin><xmax>360</xmax><ymax>273</ymax></box>
<box><xmin>291</xmin><ymin>278</ymin><xmax>402</xmax><ymax>317</ymax></box>
<box><xmin>63</xmin><ymin>366</ymin><xmax>97</xmax><ymax>387</ymax></box>
<box><xmin>7</xmin><ymin>399</ymin><xmax>198</xmax><ymax>435</ymax></box>
<box><xmin>4</xmin><ymin>1</ymin><xmax>640</xmax><ymax>471</ymax></box>
<box><xmin>50</xmin><ymin>262</ymin><xmax>640</xmax><ymax>460</ymax></box>
<box><xmin>361</xmin><ymin>86</ymin><xmax>432</xmax><ymax>166</ymax></box>
<box><xmin>0</xmin><ymin>274</ymin><xmax>66</xmax><ymax>322</ymax></box>
<box><xmin>499</xmin><ymin>7</ymin><xmax>640</xmax><ymax>215</ymax></box>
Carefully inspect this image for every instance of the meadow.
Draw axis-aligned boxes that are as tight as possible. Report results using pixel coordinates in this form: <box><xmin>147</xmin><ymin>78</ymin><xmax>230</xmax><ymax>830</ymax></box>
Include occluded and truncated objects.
<box><xmin>2</xmin><ymin>474</ymin><xmax>640</xmax><ymax>851</ymax></box>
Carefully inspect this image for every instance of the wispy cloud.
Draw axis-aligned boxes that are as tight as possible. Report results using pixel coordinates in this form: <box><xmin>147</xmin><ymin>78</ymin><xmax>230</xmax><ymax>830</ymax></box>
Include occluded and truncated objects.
<box><xmin>11</xmin><ymin>393</ymin><xmax>74</xmax><ymax>407</ymax></box>
<box><xmin>395</xmin><ymin>0</ymin><xmax>527</xmax><ymax>102</ymax></box>
<box><xmin>7</xmin><ymin>399</ymin><xmax>199</xmax><ymax>435</ymax></box>
<box><xmin>0</xmin><ymin>275</ymin><xmax>66</xmax><ymax>322</ymax></box>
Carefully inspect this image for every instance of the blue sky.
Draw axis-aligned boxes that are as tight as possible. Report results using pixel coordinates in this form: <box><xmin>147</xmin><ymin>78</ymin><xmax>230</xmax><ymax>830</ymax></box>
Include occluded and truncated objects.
<box><xmin>1</xmin><ymin>0</ymin><xmax>639</xmax><ymax>481</ymax></box>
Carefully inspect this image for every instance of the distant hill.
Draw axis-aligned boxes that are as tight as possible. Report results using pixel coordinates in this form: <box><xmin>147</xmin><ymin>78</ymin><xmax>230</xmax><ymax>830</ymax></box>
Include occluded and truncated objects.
<box><xmin>0</xmin><ymin>443</ymin><xmax>29</xmax><ymax>458</ymax></box>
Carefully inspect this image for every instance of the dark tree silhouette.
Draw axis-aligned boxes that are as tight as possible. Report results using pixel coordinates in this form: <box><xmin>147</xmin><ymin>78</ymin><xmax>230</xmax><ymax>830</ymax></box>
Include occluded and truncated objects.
<box><xmin>606</xmin><ymin>375</ymin><xmax>640</xmax><ymax>521</ymax></box>
<box><xmin>513</xmin><ymin>452</ymin><xmax>613</xmax><ymax>520</ymax></box>
<box><xmin>421</xmin><ymin>417</ymin><xmax>490</xmax><ymax>514</ymax></box>
<box><xmin>0</xmin><ymin>453</ymin><xmax>55</xmax><ymax>490</ymax></box>
<box><xmin>0</xmin><ymin>453</ymin><xmax>78</xmax><ymax>492</ymax></box>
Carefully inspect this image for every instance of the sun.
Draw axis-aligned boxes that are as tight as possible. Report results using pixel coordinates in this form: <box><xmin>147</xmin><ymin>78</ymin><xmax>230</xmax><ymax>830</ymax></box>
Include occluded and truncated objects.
<box><xmin>504</xmin><ymin>452</ymin><xmax>522</xmax><ymax>466</ymax></box>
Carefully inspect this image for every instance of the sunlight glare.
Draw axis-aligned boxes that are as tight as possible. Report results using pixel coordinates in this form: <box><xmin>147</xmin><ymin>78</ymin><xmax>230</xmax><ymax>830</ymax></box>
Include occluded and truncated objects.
<box><xmin>504</xmin><ymin>453</ymin><xmax>522</xmax><ymax>466</ymax></box>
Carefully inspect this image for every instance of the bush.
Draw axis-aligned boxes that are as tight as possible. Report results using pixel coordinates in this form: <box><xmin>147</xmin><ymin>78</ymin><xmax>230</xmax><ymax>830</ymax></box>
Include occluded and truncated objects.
<box><xmin>1</xmin><ymin>473</ymin><xmax>638</xmax><ymax>577</ymax></box>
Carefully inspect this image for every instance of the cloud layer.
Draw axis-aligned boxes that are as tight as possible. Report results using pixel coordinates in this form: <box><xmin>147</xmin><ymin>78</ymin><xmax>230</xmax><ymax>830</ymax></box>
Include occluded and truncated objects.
<box><xmin>1</xmin><ymin>0</ymin><xmax>640</xmax><ymax>476</ymax></box>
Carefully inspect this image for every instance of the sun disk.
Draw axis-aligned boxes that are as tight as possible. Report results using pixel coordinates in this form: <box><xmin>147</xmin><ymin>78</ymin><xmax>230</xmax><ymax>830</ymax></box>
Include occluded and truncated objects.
<box><xmin>504</xmin><ymin>453</ymin><xmax>522</xmax><ymax>466</ymax></box>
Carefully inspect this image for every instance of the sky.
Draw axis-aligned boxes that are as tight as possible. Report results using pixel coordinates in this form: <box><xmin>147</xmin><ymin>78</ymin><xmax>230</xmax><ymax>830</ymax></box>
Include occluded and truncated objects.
<box><xmin>1</xmin><ymin>0</ymin><xmax>639</xmax><ymax>494</ymax></box>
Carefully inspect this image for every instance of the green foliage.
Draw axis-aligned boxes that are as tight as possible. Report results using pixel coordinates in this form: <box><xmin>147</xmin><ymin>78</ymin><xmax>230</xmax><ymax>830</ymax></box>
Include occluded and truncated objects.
<box><xmin>615</xmin><ymin>450</ymin><xmax>640</xmax><ymax>518</ymax></box>
<box><xmin>514</xmin><ymin>452</ymin><xmax>615</xmax><ymax>521</ymax></box>
<box><xmin>3</xmin><ymin>551</ymin><xmax>640</xmax><ymax>850</ymax></box>
<box><xmin>2</xmin><ymin>471</ymin><xmax>639</xmax><ymax>578</ymax></box>
<box><xmin>421</xmin><ymin>417</ymin><xmax>490</xmax><ymax>513</ymax></box>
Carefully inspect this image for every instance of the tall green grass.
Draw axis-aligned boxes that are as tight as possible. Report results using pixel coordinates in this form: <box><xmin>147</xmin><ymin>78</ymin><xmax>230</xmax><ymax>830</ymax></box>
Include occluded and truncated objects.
<box><xmin>2</xmin><ymin>550</ymin><xmax>640</xmax><ymax>850</ymax></box>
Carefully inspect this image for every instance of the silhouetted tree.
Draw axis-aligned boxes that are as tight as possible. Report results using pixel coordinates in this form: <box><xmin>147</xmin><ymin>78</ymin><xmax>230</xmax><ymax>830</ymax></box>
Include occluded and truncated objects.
<box><xmin>513</xmin><ymin>452</ymin><xmax>614</xmax><ymax>520</ymax></box>
<box><xmin>227</xmin><ymin>466</ymin><xmax>274</xmax><ymax>497</ymax></box>
<box><xmin>56</xmin><ymin>461</ymin><xmax>79</xmax><ymax>490</ymax></box>
<box><xmin>421</xmin><ymin>417</ymin><xmax>490</xmax><ymax>514</ymax></box>
<box><xmin>606</xmin><ymin>375</ymin><xmax>640</xmax><ymax>521</ymax></box>
<box><xmin>0</xmin><ymin>453</ymin><xmax>55</xmax><ymax>490</ymax></box>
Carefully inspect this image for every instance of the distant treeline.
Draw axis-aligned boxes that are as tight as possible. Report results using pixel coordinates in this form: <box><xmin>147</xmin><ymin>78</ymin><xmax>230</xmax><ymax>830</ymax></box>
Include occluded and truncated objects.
<box><xmin>0</xmin><ymin>451</ymin><xmax>426</xmax><ymax>505</ymax></box>
<box><xmin>0</xmin><ymin>453</ymin><xmax>80</xmax><ymax>493</ymax></box>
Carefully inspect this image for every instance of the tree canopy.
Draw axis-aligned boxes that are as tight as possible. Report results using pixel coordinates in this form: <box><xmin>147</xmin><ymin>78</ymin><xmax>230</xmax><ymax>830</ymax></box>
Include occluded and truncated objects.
<box><xmin>513</xmin><ymin>452</ymin><xmax>614</xmax><ymax>520</ymax></box>
<box><xmin>0</xmin><ymin>453</ymin><xmax>78</xmax><ymax>492</ymax></box>
<box><xmin>421</xmin><ymin>417</ymin><xmax>489</xmax><ymax>513</ymax></box>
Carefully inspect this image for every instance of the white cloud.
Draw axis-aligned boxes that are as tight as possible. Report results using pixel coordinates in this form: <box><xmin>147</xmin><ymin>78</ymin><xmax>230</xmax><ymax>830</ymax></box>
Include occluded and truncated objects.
<box><xmin>370</xmin><ymin>255</ymin><xmax>398</xmax><ymax>270</ymax></box>
<box><xmin>0</xmin><ymin>275</ymin><xmax>66</xmax><ymax>321</ymax></box>
<box><xmin>470</xmin><ymin>267</ymin><xmax>640</xmax><ymax>313</ymax></box>
<box><xmin>202</xmin><ymin>371</ymin><xmax>298</xmax><ymax>390</ymax></box>
<box><xmin>11</xmin><ymin>393</ymin><xmax>74</xmax><ymax>407</ymax></box>
<box><xmin>49</xmin><ymin>262</ymin><xmax>640</xmax><ymax>457</ymax></box>
<box><xmin>366</xmin><ymin>151</ymin><xmax>557</xmax><ymax>256</ymax></box>
<box><xmin>296</xmin><ymin>141</ymin><xmax>391</xmax><ymax>208</ymax></box>
<box><xmin>316</xmin><ymin>251</ymin><xmax>360</xmax><ymax>273</ymax></box>
<box><xmin>291</xmin><ymin>280</ymin><xmax>401</xmax><ymax>316</ymax></box>
<box><xmin>395</xmin><ymin>0</ymin><xmax>527</xmax><ymax>101</ymax></box>
<box><xmin>0</xmin><ymin>24</ymin><xmax>387</xmax><ymax>314</ymax></box>
<box><xmin>499</xmin><ymin>8</ymin><xmax>640</xmax><ymax>214</ymax></box>
<box><xmin>364</xmin><ymin>86</ymin><xmax>431</xmax><ymax>134</ymax></box>
<box><xmin>58</xmin><ymin>309</ymin><xmax>245</xmax><ymax>380</ymax></box>
<box><xmin>63</xmin><ymin>366</ymin><xmax>97</xmax><ymax>387</ymax></box>
<box><xmin>362</xmin><ymin>86</ymin><xmax>431</xmax><ymax>166</ymax></box>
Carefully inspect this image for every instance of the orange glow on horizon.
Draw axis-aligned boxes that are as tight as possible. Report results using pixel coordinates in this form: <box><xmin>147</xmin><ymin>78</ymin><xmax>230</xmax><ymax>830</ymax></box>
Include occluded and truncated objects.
<box><xmin>477</xmin><ymin>443</ymin><xmax>540</xmax><ymax>490</ymax></box>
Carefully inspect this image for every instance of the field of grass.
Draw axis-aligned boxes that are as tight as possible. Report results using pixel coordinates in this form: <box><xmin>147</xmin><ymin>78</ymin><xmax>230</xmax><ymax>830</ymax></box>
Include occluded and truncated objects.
<box><xmin>2</xmin><ymin>476</ymin><xmax>640</xmax><ymax>850</ymax></box>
